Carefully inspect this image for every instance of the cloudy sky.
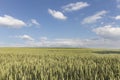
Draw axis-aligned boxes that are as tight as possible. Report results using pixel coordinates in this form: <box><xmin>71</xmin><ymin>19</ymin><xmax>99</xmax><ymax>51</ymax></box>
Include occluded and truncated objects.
<box><xmin>0</xmin><ymin>0</ymin><xmax>120</xmax><ymax>48</ymax></box>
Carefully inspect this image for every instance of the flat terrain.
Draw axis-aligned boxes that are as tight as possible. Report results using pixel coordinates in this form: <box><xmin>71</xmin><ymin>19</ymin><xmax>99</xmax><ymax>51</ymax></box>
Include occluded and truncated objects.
<box><xmin>0</xmin><ymin>48</ymin><xmax>119</xmax><ymax>80</ymax></box>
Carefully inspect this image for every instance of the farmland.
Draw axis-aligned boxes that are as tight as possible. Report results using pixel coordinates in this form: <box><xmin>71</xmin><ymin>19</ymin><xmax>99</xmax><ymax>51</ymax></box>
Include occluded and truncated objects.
<box><xmin>0</xmin><ymin>48</ymin><xmax>119</xmax><ymax>80</ymax></box>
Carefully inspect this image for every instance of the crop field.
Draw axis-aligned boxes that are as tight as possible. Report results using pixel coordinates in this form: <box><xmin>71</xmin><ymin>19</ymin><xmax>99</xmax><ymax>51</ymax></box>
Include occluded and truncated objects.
<box><xmin>0</xmin><ymin>48</ymin><xmax>119</xmax><ymax>80</ymax></box>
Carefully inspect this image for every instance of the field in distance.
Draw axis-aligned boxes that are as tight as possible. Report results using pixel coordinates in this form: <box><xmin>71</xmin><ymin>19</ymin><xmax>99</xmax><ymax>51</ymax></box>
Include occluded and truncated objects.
<box><xmin>0</xmin><ymin>48</ymin><xmax>119</xmax><ymax>80</ymax></box>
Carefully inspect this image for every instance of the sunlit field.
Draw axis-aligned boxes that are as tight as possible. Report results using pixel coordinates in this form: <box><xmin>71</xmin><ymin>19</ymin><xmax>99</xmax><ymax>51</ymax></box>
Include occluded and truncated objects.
<box><xmin>0</xmin><ymin>48</ymin><xmax>119</xmax><ymax>80</ymax></box>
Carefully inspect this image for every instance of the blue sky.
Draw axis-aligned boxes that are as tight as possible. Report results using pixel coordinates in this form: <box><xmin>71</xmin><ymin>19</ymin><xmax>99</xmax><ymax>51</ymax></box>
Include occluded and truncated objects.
<box><xmin>0</xmin><ymin>0</ymin><xmax>120</xmax><ymax>48</ymax></box>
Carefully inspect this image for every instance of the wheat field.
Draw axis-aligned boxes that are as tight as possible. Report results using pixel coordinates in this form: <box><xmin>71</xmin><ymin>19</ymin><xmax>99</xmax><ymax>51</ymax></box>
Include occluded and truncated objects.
<box><xmin>0</xmin><ymin>48</ymin><xmax>119</xmax><ymax>80</ymax></box>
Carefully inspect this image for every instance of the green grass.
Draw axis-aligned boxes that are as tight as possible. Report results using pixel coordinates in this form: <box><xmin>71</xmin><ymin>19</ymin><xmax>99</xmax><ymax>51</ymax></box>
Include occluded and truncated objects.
<box><xmin>0</xmin><ymin>48</ymin><xmax>119</xmax><ymax>80</ymax></box>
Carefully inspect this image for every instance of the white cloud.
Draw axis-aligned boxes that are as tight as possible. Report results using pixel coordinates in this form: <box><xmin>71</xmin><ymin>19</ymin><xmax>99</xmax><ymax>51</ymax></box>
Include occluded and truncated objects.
<box><xmin>48</xmin><ymin>9</ymin><xmax>67</xmax><ymax>20</ymax></box>
<box><xmin>27</xmin><ymin>38</ymin><xmax>85</xmax><ymax>47</ymax></box>
<box><xmin>0</xmin><ymin>15</ymin><xmax>26</xmax><ymax>28</ymax></box>
<box><xmin>28</xmin><ymin>19</ymin><xmax>40</xmax><ymax>27</ymax></box>
<box><xmin>0</xmin><ymin>43</ymin><xmax>26</xmax><ymax>47</ymax></box>
<box><xmin>115</xmin><ymin>15</ymin><xmax>120</xmax><ymax>20</ymax></box>
<box><xmin>16</xmin><ymin>35</ymin><xmax>34</xmax><ymax>41</ymax></box>
<box><xmin>62</xmin><ymin>2</ymin><xmax>89</xmax><ymax>12</ymax></box>
<box><xmin>16</xmin><ymin>37</ymin><xmax>120</xmax><ymax>48</ymax></box>
<box><xmin>82</xmin><ymin>10</ymin><xmax>107</xmax><ymax>24</ymax></box>
<box><xmin>40</xmin><ymin>37</ymin><xmax>48</xmax><ymax>41</ymax></box>
<box><xmin>81</xmin><ymin>38</ymin><xmax>120</xmax><ymax>48</ymax></box>
<box><xmin>31</xmin><ymin>19</ymin><xmax>40</xmax><ymax>26</ymax></box>
<box><xmin>93</xmin><ymin>25</ymin><xmax>120</xmax><ymax>40</ymax></box>
<box><xmin>2</xmin><ymin>36</ymin><xmax>120</xmax><ymax>48</ymax></box>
